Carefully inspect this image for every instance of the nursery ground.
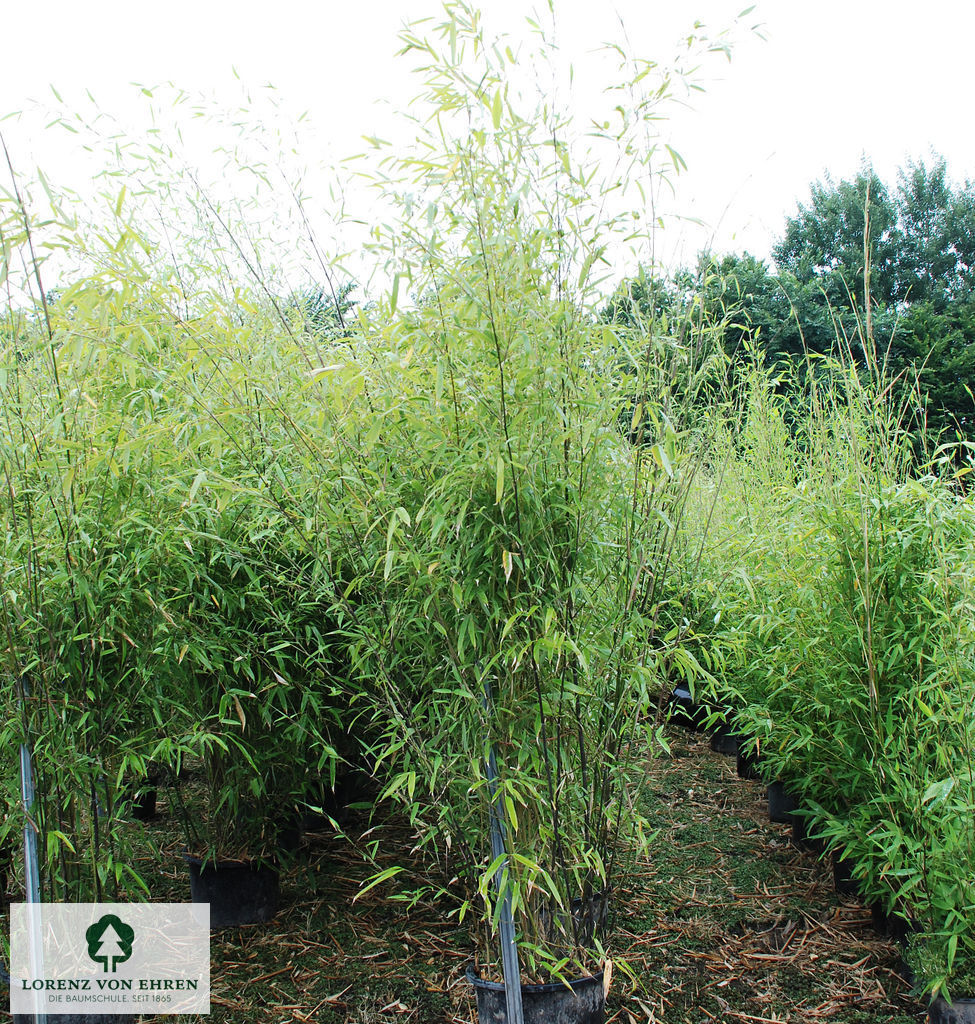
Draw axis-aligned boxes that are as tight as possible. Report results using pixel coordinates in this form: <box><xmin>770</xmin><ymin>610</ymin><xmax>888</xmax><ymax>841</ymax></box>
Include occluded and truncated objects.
<box><xmin>3</xmin><ymin>728</ymin><xmax>924</xmax><ymax>1024</ymax></box>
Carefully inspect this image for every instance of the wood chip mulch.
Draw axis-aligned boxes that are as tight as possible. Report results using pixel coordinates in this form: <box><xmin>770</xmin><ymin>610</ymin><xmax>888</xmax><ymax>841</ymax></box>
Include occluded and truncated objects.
<box><xmin>14</xmin><ymin>730</ymin><xmax>925</xmax><ymax>1023</ymax></box>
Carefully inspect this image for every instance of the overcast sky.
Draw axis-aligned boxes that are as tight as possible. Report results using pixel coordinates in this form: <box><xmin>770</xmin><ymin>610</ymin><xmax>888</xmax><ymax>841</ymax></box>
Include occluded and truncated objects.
<box><xmin>2</xmin><ymin>0</ymin><xmax>972</xmax><ymax>282</ymax></box>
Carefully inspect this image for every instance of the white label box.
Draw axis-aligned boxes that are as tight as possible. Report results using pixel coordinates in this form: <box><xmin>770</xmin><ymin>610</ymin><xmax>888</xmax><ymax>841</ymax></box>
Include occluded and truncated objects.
<box><xmin>9</xmin><ymin>903</ymin><xmax>210</xmax><ymax>1016</ymax></box>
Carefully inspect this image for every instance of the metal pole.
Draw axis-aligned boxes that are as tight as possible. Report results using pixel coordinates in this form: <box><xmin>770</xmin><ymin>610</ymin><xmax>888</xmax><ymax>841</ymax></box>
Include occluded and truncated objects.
<box><xmin>17</xmin><ymin>677</ymin><xmax>47</xmax><ymax>1024</ymax></box>
<box><xmin>19</xmin><ymin>744</ymin><xmax>42</xmax><ymax>906</ymax></box>
<box><xmin>480</xmin><ymin>678</ymin><xmax>524</xmax><ymax>1024</ymax></box>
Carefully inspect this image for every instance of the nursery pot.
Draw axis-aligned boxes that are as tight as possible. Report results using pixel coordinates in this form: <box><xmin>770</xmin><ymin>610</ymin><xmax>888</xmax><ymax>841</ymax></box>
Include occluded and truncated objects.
<box><xmin>736</xmin><ymin>745</ymin><xmax>762</xmax><ymax>781</ymax></box>
<box><xmin>467</xmin><ymin>966</ymin><xmax>605</xmax><ymax>1024</ymax></box>
<box><xmin>302</xmin><ymin>768</ymin><xmax>377</xmax><ymax>829</ymax></box>
<box><xmin>929</xmin><ymin>995</ymin><xmax>975</xmax><ymax>1023</ymax></box>
<box><xmin>4</xmin><ymin>956</ymin><xmax>130</xmax><ymax>1023</ymax></box>
<box><xmin>536</xmin><ymin>892</ymin><xmax>610</xmax><ymax>949</ymax></box>
<box><xmin>184</xmin><ymin>854</ymin><xmax>279</xmax><ymax>928</ymax></box>
<box><xmin>277</xmin><ymin>813</ymin><xmax>302</xmax><ymax>855</ymax></box>
<box><xmin>767</xmin><ymin>781</ymin><xmax>799</xmax><ymax>824</ymax></box>
<box><xmin>12</xmin><ymin>1014</ymin><xmax>129</xmax><ymax>1024</ymax></box>
<box><xmin>869</xmin><ymin>900</ymin><xmax>918</xmax><ymax>942</ymax></box>
<box><xmin>791</xmin><ymin>814</ymin><xmax>824</xmax><ymax>853</ymax></box>
<box><xmin>127</xmin><ymin>784</ymin><xmax>157</xmax><ymax>822</ymax></box>
<box><xmin>16</xmin><ymin>1015</ymin><xmax>130</xmax><ymax>1024</ymax></box>
<box><xmin>0</xmin><ymin>842</ymin><xmax>10</xmax><ymax>901</ymax></box>
<box><xmin>4</xmin><ymin>970</ymin><xmax>129</xmax><ymax>1024</ymax></box>
<box><xmin>830</xmin><ymin>851</ymin><xmax>859</xmax><ymax>896</ymax></box>
<box><xmin>121</xmin><ymin>764</ymin><xmax>162</xmax><ymax>821</ymax></box>
<box><xmin>708</xmin><ymin>722</ymin><xmax>739</xmax><ymax>757</ymax></box>
<box><xmin>667</xmin><ymin>686</ymin><xmax>708</xmax><ymax>732</ymax></box>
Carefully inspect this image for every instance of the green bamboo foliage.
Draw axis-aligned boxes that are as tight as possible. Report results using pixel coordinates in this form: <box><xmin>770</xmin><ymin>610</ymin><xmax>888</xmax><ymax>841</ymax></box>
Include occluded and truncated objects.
<box><xmin>688</xmin><ymin>337</ymin><xmax>975</xmax><ymax>999</ymax></box>
<box><xmin>0</xmin><ymin>0</ymin><xmax>744</xmax><ymax>982</ymax></box>
<box><xmin>0</xmin><ymin>174</ymin><xmax>345</xmax><ymax>893</ymax></box>
<box><xmin>242</xmin><ymin>2</ymin><xmax>729</xmax><ymax>978</ymax></box>
<box><xmin>0</xmin><ymin>203</ymin><xmax>189</xmax><ymax>896</ymax></box>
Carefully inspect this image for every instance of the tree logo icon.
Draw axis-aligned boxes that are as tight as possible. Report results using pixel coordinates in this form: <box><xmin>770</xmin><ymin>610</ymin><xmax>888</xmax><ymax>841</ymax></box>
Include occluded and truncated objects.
<box><xmin>85</xmin><ymin>914</ymin><xmax>134</xmax><ymax>973</ymax></box>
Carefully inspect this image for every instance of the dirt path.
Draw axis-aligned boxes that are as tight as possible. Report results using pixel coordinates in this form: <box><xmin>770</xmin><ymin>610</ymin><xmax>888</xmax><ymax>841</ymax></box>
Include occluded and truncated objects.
<box><xmin>615</xmin><ymin>729</ymin><xmax>923</xmax><ymax>1024</ymax></box>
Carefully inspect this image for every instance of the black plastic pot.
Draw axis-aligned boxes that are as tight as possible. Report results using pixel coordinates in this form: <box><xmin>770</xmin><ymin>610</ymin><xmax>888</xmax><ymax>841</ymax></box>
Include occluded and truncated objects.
<box><xmin>119</xmin><ymin>763</ymin><xmax>162</xmax><ymax>822</ymax></box>
<box><xmin>869</xmin><ymin>900</ymin><xmax>918</xmax><ymax>942</ymax></box>
<box><xmin>30</xmin><ymin>1015</ymin><xmax>129</xmax><ymax>1023</ymax></box>
<box><xmin>929</xmin><ymin>996</ymin><xmax>975</xmax><ymax>1023</ymax></box>
<box><xmin>302</xmin><ymin>768</ymin><xmax>377</xmax><ymax>829</ymax></box>
<box><xmin>4</xmin><ymin>958</ymin><xmax>132</xmax><ymax>1022</ymax></box>
<box><xmin>467</xmin><ymin>966</ymin><xmax>605</xmax><ymax>1024</ymax></box>
<box><xmin>667</xmin><ymin>686</ymin><xmax>704</xmax><ymax>731</ymax></box>
<box><xmin>0</xmin><ymin>842</ymin><xmax>10</xmax><ymax>902</ymax></box>
<box><xmin>129</xmin><ymin>785</ymin><xmax>157</xmax><ymax>822</ymax></box>
<box><xmin>185</xmin><ymin>854</ymin><xmax>279</xmax><ymax>928</ymax></box>
<box><xmin>12</xmin><ymin>1014</ymin><xmax>130</xmax><ymax>1023</ymax></box>
<box><xmin>6</xmin><ymin>990</ymin><xmax>129</xmax><ymax>1024</ymax></box>
<box><xmin>894</xmin><ymin>925</ymin><xmax>923</xmax><ymax>988</ymax></box>
<box><xmin>536</xmin><ymin>892</ymin><xmax>609</xmax><ymax>949</ymax></box>
<box><xmin>767</xmin><ymin>781</ymin><xmax>799</xmax><ymax>824</ymax></box>
<box><xmin>709</xmin><ymin>722</ymin><xmax>738</xmax><ymax>757</ymax></box>
<box><xmin>736</xmin><ymin>745</ymin><xmax>762</xmax><ymax>781</ymax></box>
<box><xmin>277</xmin><ymin>813</ymin><xmax>302</xmax><ymax>855</ymax></box>
<box><xmin>830</xmin><ymin>851</ymin><xmax>859</xmax><ymax>896</ymax></box>
<box><xmin>791</xmin><ymin>813</ymin><xmax>824</xmax><ymax>853</ymax></box>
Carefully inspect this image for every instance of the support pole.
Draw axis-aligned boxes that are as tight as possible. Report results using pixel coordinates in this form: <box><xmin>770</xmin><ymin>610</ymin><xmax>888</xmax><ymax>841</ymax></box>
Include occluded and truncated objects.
<box><xmin>17</xmin><ymin>677</ymin><xmax>46</xmax><ymax>1024</ymax></box>
<box><xmin>480</xmin><ymin>678</ymin><xmax>524</xmax><ymax>1024</ymax></box>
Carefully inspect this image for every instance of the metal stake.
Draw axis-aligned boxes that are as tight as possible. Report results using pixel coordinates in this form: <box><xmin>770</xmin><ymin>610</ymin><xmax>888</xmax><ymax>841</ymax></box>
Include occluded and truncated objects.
<box><xmin>481</xmin><ymin>678</ymin><xmax>524</xmax><ymax>1024</ymax></box>
<box><xmin>17</xmin><ymin>677</ymin><xmax>47</xmax><ymax>1024</ymax></box>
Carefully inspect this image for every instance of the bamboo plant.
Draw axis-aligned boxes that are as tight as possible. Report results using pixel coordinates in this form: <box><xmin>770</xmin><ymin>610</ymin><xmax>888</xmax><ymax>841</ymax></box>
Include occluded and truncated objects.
<box><xmin>230</xmin><ymin>0</ymin><xmax>737</xmax><ymax>982</ymax></box>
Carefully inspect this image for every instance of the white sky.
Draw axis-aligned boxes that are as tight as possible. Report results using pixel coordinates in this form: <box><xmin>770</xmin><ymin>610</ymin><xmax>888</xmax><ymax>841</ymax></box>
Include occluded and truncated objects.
<box><xmin>2</xmin><ymin>0</ymin><xmax>973</xmax><ymax>287</ymax></box>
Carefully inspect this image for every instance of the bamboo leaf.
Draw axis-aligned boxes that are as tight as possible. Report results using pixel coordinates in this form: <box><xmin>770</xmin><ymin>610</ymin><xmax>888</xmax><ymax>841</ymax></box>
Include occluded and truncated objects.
<box><xmin>491</xmin><ymin>89</ymin><xmax>503</xmax><ymax>130</ymax></box>
<box><xmin>630</xmin><ymin>403</ymin><xmax>643</xmax><ymax>436</ymax></box>
<box><xmin>651</xmin><ymin>443</ymin><xmax>673</xmax><ymax>478</ymax></box>
<box><xmin>188</xmin><ymin>469</ymin><xmax>206</xmax><ymax>502</ymax></box>
<box><xmin>354</xmin><ymin>865</ymin><xmax>405</xmax><ymax>901</ymax></box>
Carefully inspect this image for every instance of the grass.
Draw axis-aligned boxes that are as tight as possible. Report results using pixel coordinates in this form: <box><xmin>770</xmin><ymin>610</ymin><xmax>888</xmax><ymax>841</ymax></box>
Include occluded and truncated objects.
<box><xmin>3</xmin><ymin>725</ymin><xmax>925</xmax><ymax>1023</ymax></box>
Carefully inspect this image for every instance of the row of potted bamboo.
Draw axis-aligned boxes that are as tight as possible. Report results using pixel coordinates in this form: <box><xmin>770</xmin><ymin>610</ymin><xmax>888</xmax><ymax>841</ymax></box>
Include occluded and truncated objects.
<box><xmin>684</xmin><ymin>359</ymin><xmax>975</xmax><ymax>1022</ymax></box>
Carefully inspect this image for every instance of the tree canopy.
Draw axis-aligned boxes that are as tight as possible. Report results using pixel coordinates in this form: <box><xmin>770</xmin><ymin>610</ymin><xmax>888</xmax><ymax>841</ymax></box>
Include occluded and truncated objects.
<box><xmin>773</xmin><ymin>156</ymin><xmax>975</xmax><ymax>311</ymax></box>
<box><xmin>603</xmin><ymin>156</ymin><xmax>975</xmax><ymax>437</ymax></box>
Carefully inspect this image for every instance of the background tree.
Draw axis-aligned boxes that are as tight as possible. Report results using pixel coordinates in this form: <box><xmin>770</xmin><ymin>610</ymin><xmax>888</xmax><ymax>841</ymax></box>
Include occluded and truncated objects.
<box><xmin>892</xmin><ymin>157</ymin><xmax>975</xmax><ymax>307</ymax></box>
<box><xmin>773</xmin><ymin>162</ymin><xmax>900</xmax><ymax>308</ymax></box>
<box><xmin>286</xmin><ymin>281</ymin><xmax>358</xmax><ymax>340</ymax></box>
<box><xmin>606</xmin><ymin>155</ymin><xmax>975</xmax><ymax>437</ymax></box>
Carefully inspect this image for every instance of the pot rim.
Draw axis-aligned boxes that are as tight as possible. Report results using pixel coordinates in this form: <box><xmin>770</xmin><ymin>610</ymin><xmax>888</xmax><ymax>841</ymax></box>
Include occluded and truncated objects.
<box><xmin>465</xmin><ymin>964</ymin><xmax>603</xmax><ymax>994</ymax></box>
<box><xmin>182</xmin><ymin>851</ymin><xmax>278</xmax><ymax>870</ymax></box>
